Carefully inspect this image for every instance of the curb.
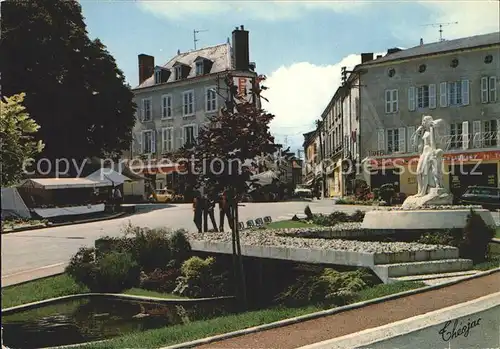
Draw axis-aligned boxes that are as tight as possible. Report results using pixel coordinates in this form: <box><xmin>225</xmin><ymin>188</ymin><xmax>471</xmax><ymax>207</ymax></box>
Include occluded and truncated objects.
<box><xmin>158</xmin><ymin>267</ymin><xmax>500</xmax><ymax>349</ymax></box>
<box><xmin>2</xmin><ymin>292</ymin><xmax>236</xmax><ymax>315</ymax></box>
<box><xmin>1</xmin><ymin>212</ymin><xmax>127</xmax><ymax>235</ymax></box>
<box><xmin>2</xmin><ymin>271</ymin><xmax>66</xmax><ymax>289</ymax></box>
<box><xmin>492</xmin><ymin>238</ymin><xmax>500</xmax><ymax>244</ymax></box>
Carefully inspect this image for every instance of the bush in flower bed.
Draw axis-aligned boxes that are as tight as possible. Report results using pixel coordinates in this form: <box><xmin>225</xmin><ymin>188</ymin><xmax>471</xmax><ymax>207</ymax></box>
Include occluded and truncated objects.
<box><xmin>276</xmin><ymin>267</ymin><xmax>377</xmax><ymax>307</ymax></box>
<box><xmin>336</xmin><ymin>197</ymin><xmax>374</xmax><ymax>205</ymax></box>
<box><xmin>67</xmin><ymin>224</ymin><xmax>195</xmax><ymax>293</ymax></box>
<box><xmin>417</xmin><ymin>210</ymin><xmax>494</xmax><ymax>264</ymax></box>
<box><xmin>310</xmin><ymin>210</ymin><xmax>365</xmax><ymax>226</ymax></box>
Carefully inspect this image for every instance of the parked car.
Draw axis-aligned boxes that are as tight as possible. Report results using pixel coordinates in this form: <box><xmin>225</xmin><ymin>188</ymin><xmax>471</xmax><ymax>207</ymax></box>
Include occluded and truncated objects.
<box><xmin>149</xmin><ymin>189</ymin><xmax>183</xmax><ymax>203</ymax></box>
<box><xmin>294</xmin><ymin>185</ymin><xmax>313</xmax><ymax>199</ymax></box>
<box><xmin>458</xmin><ymin>186</ymin><xmax>500</xmax><ymax>211</ymax></box>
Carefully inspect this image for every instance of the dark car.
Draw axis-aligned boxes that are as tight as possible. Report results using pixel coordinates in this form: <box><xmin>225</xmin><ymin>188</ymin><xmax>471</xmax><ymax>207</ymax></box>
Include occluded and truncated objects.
<box><xmin>459</xmin><ymin>186</ymin><xmax>500</xmax><ymax>211</ymax></box>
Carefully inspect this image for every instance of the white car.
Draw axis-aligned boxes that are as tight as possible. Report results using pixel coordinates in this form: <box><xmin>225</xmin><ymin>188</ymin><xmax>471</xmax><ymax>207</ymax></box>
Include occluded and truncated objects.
<box><xmin>294</xmin><ymin>186</ymin><xmax>313</xmax><ymax>198</ymax></box>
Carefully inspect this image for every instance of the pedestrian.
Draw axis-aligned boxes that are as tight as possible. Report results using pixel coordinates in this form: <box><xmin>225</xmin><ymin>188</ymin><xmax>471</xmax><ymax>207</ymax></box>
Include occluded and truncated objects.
<box><xmin>203</xmin><ymin>191</ymin><xmax>218</xmax><ymax>232</ymax></box>
<box><xmin>193</xmin><ymin>191</ymin><xmax>203</xmax><ymax>233</ymax></box>
<box><xmin>219</xmin><ymin>187</ymin><xmax>234</xmax><ymax>232</ymax></box>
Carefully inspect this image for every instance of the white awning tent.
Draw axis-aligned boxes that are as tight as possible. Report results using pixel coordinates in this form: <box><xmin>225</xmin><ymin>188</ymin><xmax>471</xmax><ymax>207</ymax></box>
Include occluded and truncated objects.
<box><xmin>249</xmin><ymin>170</ymin><xmax>279</xmax><ymax>187</ymax></box>
<box><xmin>20</xmin><ymin>178</ymin><xmax>111</xmax><ymax>190</ymax></box>
<box><xmin>85</xmin><ymin>168</ymin><xmax>132</xmax><ymax>186</ymax></box>
<box><xmin>1</xmin><ymin>187</ymin><xmax>31</xmax><ymax>219</ymax></box>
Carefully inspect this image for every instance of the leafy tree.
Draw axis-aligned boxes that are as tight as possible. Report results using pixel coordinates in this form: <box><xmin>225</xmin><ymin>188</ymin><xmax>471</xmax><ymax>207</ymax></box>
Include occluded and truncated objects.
<box><xmin>0</xmin><ymin>93</ymin><xmax>44</xmax><ymax>186</ymax></box>
<box><xmin>192</xmin><ymin>73</ymin><xmax>279</xmax><ymax>307</ymax></box>
<box><xmin>0</xmin><ymin>0</ymin><xmax>136</xmax><ymax>169</ymax></box>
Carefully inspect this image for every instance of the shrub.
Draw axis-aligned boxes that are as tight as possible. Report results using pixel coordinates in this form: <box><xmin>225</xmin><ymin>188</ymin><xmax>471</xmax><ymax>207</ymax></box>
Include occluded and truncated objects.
<box><xmin>174</xmin><ymin>256</ymin><xmax>229</xmax><ymax>298</ymax></box>
<box><xmin>379</xmin><ymin>184</ymin><xmax>395</xmax><ymax>205</ymax></box>
<box><xmin>461</xmin><ymin>210</ymin><xmax>494</xmax><ymax>263</ymax></box>
<box><xmin>312</xmin><ymin>210</ymin><xmax>361</xmax><ymax>226</ymax></box>
<box><xmin>139</xmin><ymin>268</ymin><xmax>180</xmax><ymax>293</ymax></box>
<box><xmin>170</xmin><ymin>229</ymin><xmax>192</xmax><ymax>267</ymax></box>
<box><xmin>276</xmin><ymin>268</ymin><xmax>376</xmax><ymax>307</ymax></box>
<box><xmin>350</xmin><ymin>210</ymin><xmax>365</xmax><ymax>222</ymax></box>
<box><xmin>66</xmin><ymin>248</ymin><xmax>140</xmax><ymax>292</ymax></box>
<box><xmin>417</xmin><ymin>229</ymin><xmax>462</xmax><ymax>247</ymax></box>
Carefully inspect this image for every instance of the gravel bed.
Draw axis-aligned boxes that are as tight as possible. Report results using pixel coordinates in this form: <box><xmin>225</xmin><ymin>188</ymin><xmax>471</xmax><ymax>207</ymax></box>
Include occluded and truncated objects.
<box><xmin>373</xmin><ymin>205</ymin><xmax>483</xmax><ymax>211</ymax></box>
<box><xmin>184</xmin><ymin>229</ymin><xmax>455</xmax><ymax>253</ymax></box>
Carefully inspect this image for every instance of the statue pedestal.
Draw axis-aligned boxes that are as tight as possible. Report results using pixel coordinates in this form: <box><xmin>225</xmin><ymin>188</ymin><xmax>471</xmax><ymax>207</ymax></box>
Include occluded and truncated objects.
<box><xmin>401</xmin><ymin>188</ymin><xmax>453</xmax><ymax>210</ymax></box>
<box><xmin>361</xmin><ymin>207</ymin><xmax>496</xmax><ymax>230</ymax></box>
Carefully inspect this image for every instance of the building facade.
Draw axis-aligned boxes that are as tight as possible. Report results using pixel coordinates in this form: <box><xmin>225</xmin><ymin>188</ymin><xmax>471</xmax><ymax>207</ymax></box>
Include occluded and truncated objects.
<box><xmin>353</xmin><ymin>32</ymin><xmax>500</xmax><ymax>197</ymax></box>
<box><xmin>123</xmin><ymin>25</ymin><xmax>259</xmax><ymax>197</ymax></box>
<box><xmin>302</xmin><ymin>130</ymin><xmax>322</xmax><ymax>193</ymax></box>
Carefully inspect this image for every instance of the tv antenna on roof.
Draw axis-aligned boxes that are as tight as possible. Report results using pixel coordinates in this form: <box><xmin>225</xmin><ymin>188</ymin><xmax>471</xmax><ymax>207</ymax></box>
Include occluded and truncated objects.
<box><xmin>193</xmin><ymin>29</ymin><xmax>208</xmax><ymax>50</ymax></box>
<box><xmin>421</xmin><ymin>21</ymin><xmax>458</xmax><ymax>42</ymax></box>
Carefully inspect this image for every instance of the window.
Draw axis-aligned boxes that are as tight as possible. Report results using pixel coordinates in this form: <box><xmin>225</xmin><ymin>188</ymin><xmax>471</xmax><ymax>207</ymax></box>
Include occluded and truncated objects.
<box><xmin>142</xmin><ymin>130</ymin><xmax>155</xmax><ymax>154</ymax></box>
<box><xmin>174</xmin><ymin>66</ymin><xmax>182</xmax><ymax>80</ymax></box>
<box><xmin>154</xmin><ymin>70</ymin><xmax>161</xmax><ymax>84</ymax></box>
<box><xmin>161</xmin><ymin>95</ymin><xmax>172</xmax><ymax>119</ymax></box>
<box><xmin>206</xmin><ymin>87</ymin><xmax>217</xmax><ymax>112</ymax></box>
<box><xmin>447</xmin><ymin>80</ymin><xmax>469</xmax><ymax>106</ymax></box>
<box><xmin>182</xmin><ymin>90</ymin><xmax>194</xmax><ymax>116</ymax></box>
<box><xmin>481</xmin><ymin>76</ymin><xmax>497</xmax><ymax>103</ymax></box>
<box><xmin>483</xmin><ymin>120</ymin><xmax>498</xmax><ymax>147</ymax></box>
<box><xmin>387</xmin><ymin>128</ymin><xmax>400</xmax><ymax>153</ymax></box>
<box><xmin>161</xmin><ymin>127</ymin><xmax>174</xmax><ymax>153</ymax></box>
<box><xmin>449</xmin><ymin>123</ymin><xmax>463</xmax><ymax>149</ymax></box>
<box><xmin>196</xmin><ymin>61</ymin><xmax>204</xmax><ymax>76</ymax></box>
<box><xmin>407</xmin><ymin>126</ymin><xmax>416</xmax><ymax>152</ymax></box>
<box><xmin>417</xmin><ymin>85</ymin><xmax>429</xmax><ymax>108</ymax></box>
<box><xmin>141</xmin><ymin>98</ymin><xmax>152</xmax><ymax>121</ymax></box>
<box><xmin>183</xmin><ymin>125</ymin><xmax>198</xmax><ymax>146</ymax></box>
<box><xmin>385</xmin><ymin>89</ymin><xmax>398</xmax><ymax>113</ymax></box>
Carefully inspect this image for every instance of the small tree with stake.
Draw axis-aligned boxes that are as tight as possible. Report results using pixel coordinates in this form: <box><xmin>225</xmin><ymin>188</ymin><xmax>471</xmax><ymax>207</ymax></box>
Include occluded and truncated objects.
<box><xmin>194</xmin><ymin>73</ymin><xmax>278</xmax><ymax>308</ymax></box>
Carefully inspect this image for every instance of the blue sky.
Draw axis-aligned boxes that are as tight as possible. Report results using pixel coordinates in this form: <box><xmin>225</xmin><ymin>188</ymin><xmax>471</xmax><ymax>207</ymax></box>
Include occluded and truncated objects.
<box><xmin>80</xmin><ymin>0</ymin><xmax>499</xmax><ymax>150</ymax></box>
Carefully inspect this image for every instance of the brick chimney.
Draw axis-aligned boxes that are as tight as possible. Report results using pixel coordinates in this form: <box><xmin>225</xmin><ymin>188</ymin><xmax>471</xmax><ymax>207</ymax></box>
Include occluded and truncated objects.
<box><xmin>361</xmin><ymin>53</ymin><xmax>373</xmax><ymax>64</ymax></box>
<box><xmin>232</xmin><ymin>25</ymin><xmax>250</xmax><ymax>71</ymax></box>
<box><xmin>138</xmin><ymin>54</ymin><xmax>154</xmax><ymax>85</ymax></box>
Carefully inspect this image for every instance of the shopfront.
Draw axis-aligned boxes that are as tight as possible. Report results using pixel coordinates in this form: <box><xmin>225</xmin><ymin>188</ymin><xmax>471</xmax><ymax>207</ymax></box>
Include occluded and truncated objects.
<box><xmin>368</xmin><ymin>150</ymin><xmax>500</xmax><ymax>196</ymax></box>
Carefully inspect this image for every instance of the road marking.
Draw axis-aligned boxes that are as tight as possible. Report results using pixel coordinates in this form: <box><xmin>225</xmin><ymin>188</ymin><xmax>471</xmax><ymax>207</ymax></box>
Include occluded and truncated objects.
<box><xmin>2</xmin><ymin>262</ymin><xmax>66</xmax><ymax>278</ymax></box>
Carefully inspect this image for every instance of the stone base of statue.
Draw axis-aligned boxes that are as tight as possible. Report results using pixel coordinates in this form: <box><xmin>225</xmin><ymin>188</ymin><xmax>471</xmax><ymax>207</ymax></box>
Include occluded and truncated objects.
<box><xmin>401</xmin><ymin>188</ymin><xmax>453</xmax><ymax>210</ymax></box>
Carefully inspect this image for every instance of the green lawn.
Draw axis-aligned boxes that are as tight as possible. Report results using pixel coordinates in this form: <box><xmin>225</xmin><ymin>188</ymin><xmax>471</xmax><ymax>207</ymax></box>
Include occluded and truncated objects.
<box><xmin>264</xmin><ymin>220</ymin><xmax>318</xmax><ymax>229</ymax></box>
<box><xmin>495</xmin><ymin>227</ymin><xmax>500</xmax><ymax>239</ymax></box>
<box><xmin>1</xmin><ymin>274</ymin><xmax>182</xmax><ymax>309</ymax></box>
<box><xmin>2</xmin><ymin>274</ymin><xmax>425</xmax><ymax>349</ymax></box>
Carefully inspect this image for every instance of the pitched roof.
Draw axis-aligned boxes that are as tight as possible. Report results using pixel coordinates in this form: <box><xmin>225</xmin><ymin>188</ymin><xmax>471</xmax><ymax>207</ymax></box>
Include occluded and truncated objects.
<box><xmin>363</xmin><ymin>32</ymin><xmax>500</xmax><ymax>65</ymax></box>
<box><xmin>135</xmin><ymin>43</ymin><xmax>232</xmax><ymax>89</ymax></box>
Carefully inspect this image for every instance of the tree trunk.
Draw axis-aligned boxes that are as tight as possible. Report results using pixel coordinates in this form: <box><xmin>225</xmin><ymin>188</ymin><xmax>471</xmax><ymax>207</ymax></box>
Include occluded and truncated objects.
<box><xmin>233</xmin><ymin>200</ymin><xmax>247</xmax><ymax>310</ymax></box>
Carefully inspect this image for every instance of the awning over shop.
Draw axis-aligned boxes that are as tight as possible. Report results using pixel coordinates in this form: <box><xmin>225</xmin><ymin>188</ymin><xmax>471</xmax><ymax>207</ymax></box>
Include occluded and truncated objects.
<box><xmin>20</xmin><ymin>178</ymin><xmax>110</xmax><ymax>190</ymax></box>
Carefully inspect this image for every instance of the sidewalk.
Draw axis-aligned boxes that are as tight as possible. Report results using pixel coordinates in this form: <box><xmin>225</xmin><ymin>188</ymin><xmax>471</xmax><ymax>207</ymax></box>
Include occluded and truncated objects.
<box><xmin>197</xmin><ymin>271</ymin><xmax>499</xmax><ymax>349</ymax></box>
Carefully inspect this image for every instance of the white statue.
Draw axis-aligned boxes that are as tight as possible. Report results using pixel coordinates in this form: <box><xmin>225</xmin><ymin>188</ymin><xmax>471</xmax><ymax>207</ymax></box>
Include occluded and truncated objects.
<box><xmin>402</xmin><ymin>115</ymin><xmax>453</xmax><ymax>209</ymax></box>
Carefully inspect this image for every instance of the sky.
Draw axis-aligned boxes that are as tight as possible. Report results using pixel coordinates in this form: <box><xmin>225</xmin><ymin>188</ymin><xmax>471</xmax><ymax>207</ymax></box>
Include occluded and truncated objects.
<box><xmin>79</xmin><ymin>0</ymin><xmax>500</xmax><ymax>151</ymax></box>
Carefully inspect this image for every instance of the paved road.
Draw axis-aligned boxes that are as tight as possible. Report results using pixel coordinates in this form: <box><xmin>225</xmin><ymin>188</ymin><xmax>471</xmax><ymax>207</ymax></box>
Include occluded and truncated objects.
<box><xmin>2</xmin><ymin>201</ymin><xmax>498</xmax><ymax>285</ymax></box>
<box><xmin>1</xmin><ymin>200</ymin><xmax>361</xmax><ymax>280</ymax></box>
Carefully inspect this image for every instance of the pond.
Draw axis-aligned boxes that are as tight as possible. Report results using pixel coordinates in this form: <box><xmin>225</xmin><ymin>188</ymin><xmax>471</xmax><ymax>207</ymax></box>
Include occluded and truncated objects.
<box><xmin>2</xmin><ymin>296</ymin><xmax>235</xmax><ymax>349</ymax></box>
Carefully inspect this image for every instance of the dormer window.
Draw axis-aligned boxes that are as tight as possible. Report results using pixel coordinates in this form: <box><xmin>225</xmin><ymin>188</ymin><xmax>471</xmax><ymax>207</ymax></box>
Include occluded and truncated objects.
<box><xmin>175</xmin><ymin>66</ymin><xmax>182</xmax><ymax>80</ymax></box>
<box><xmin>154</xmin><ymin>70</ymin><xmax>161</xmax><ymax>84</ymax></box>
<box><xmin>196</xmin><ymin>61</ymin><xmax>204</xmax><ymax>76</ymax></box>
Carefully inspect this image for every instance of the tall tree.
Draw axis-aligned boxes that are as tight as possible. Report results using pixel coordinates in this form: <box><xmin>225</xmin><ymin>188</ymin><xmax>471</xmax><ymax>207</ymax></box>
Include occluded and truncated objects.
<box><xmin>0</xmin><ymin>0</ymin><xmax>135</xmax><ymax>169</ymax></box>
<box><xmin>0</xmin><ymin>93</ymin><xmax>45</xmax><ymax>186</ymax></box>
<box><xmin>193</xmin><ymin>73</ymin><xmax>279</xmax><ymax>308</ymax></box>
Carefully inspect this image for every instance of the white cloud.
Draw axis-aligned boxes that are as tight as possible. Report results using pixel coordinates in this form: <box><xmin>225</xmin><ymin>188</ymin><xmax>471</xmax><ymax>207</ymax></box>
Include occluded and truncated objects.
<box><xmin>136</xmin><ymin>0</ymin><xmax>370</xmax><ymax>21</ymax></box>
<box><xmin>262</xmin><ymin>54</ymin><xmax>362</xmax><ymax>150</ymax></box>
<box><xmin>393</xmin><ymin>1</ymin><xmax>499</xmax><ymax>42</ymax></box>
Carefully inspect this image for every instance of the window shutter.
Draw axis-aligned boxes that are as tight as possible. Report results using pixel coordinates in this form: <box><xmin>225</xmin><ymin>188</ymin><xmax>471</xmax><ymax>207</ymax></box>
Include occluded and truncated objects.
<box><xmin>140</xmin><ymin>131</ymin><xmax>145</xmax><ymax>154</ymax></box>
<box><xmin>481</xmin><ymin>77</ymin><xmax>489</xmax><ymax>103</ymax></box>
<box><xmin>151</xmin><ymin>130</ymin><xmax>156</xmax><ymax>153</ymax></box>
<box><xmin>439</xmin><ymin>82</ymin><xmax>447</xmax><ymax>107</ymax></box>
<box><xmin>140</xmin><ymin>100</ymin><xmax>145</xmax><ymax>121</ymax></box>
<box><xmin>169</xmin><ymin>128</ymin><xmax>174</xmax><ymax>152</ymax></box>
<box><xmin>429</xmin><ymin>84</ymin><xmax>437</xmax><ymax>109</ymax></box>
<box><xmin>461</xmin><ymin>80</ymin><xmax>470</xmax><ymax>106</ymax></box>
<box><xmin>385</xmin><ymin>90</ymin><xmax>391</xmax><ymax>113</ymax></box>
<box><xmin>462</xmin><ymin>121</ymin><xmax>469</xmax><ymax>150</ymax></box>
<box><xmin>497</xmin><ymin>119</ymin><xmax>500</xmax><ymax>148</ymax></box>
<box><xmin>489</xmin><ymin>76</ymin><xmax>497</xmax><ymax>103</ymax></box>
<box><xmin>377</xmin><ymin>129</ymin><xmax>385</xmax><ymax>151</ymax></box>
<box><xmin>193</xmin><ymin>124</ymin><xmax>199</xmax><ymax>141</ymax></box>
<box><xmin>444</xmin><ymin>123</ymin><xmax>451</xmax><ymax>150</ymax></box>
<box><xmin>472</xmin><ymin>120</ymin><xmax>481</xmax><ymax>148</ymax></box>
<box><xmin>393</xmin><ymin>90</ymin><xmax>399</xmax><ymax>112</ymax></box>
<box><xmin>407</xmin><ymin>126</ymin><xmax>416</xmax><ymax>152</ymax></box>
<box><xmin>398</xmin><ymin>127</ymin><xmax>406</xmax><ymax>153</ymax></box>
<box><xmin>408</xmin><ymin>87</ymin><xmax>416</xmax><ymax>111</ymax></box>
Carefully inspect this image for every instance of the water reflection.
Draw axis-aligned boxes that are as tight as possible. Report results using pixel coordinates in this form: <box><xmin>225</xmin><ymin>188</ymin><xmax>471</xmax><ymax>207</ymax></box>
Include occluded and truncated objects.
<box><xmin>3</xmin><ymin>296</ymin><xmax>233</xmax><ymax>349</ymax></box>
